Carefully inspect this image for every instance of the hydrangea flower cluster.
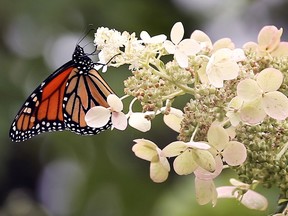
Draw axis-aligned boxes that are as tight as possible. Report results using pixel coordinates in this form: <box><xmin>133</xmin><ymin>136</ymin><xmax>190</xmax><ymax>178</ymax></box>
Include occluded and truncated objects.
<box><xmin>85</xmin><ymin>23</ymin><xmax>288</xmax><ymax>214</ymax></box>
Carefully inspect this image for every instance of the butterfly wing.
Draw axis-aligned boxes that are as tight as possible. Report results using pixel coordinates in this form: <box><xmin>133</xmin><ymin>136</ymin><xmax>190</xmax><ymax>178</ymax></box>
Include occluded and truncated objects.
<box><xmin>10</xmin><ymin>44</ymin><xmax>114</xmax><ymax>142</ymax></box>
<box><xmin>9</xmin><ymin>61</ymin><xmax>75</xmax><ymax>142</ymax></box>
<box><xmin>63</xmin><ymin>67</ymin><xmax>114</xmax><ymax>135</ymax></box>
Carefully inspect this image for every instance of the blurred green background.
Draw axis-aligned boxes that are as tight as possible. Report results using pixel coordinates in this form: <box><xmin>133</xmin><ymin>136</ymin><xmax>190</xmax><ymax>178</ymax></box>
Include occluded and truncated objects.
<box><xmin>1</xmin><ymin>0</ymin><xmax>288</xmax><ymax>215</ymax></box>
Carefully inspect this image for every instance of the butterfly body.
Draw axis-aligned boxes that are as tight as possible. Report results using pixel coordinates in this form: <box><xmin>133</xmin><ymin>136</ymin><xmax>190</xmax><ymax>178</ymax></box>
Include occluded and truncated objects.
<box><xmin>10</xmin><ymin>45</ymin><xmax>113</xmax><ymax>142</ymax></box>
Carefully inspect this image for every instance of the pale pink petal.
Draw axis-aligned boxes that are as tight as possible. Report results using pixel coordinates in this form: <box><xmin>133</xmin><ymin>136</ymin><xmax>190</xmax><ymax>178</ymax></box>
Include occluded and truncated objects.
<box><xmin>262</xmin><ymin>91</ymin><xmax>288</xmax><ymax>120</ymax></box>
<box><xmin>150</xmin><ymin>161</ymin><xmax>169</xmax><ymax>183</ymax></box>
<box><xmin>194</xmin><ymin>156</ymin><xmax>223</xmax><ymax>180</ymax></box>
<box><xmin>216</xmin><ymin>186</ymin><xmax>236</xmax><ymax>198</ymax></box>
<box><xmin>207</xmin><ymin>125</ymin><xmax>229</xmax><ymax>151</ymax></box>
<box><xmin>237</xmin><ymin>79</ymin><xmax>262</xmax><ymax>101</ymax></box>
<box><xmin>171</xmin><ymin>22</ymin><xmax>184</xmax><ymax>45</ymax></box>
<box><xmin>107</xmin><ymin>94</ymin><xmax>123</xmax><ymax>112</ymax></box>
<box><xmin>85</xmin><ymin>106</ymin><xmax>111</xmax><ymax>128</ymax></box>
<box><xmin>222</xmin><ymin>141</ymin><xmax>247</xmax><ymax>166</ymax></box>
<box><xmin>112</xmin><ymin>112</ymin><xmax>127</xmax><ymax>130</ymax></box>
<box><xmin>162</xmin><ymin>141</ymin><xmax>187</xmax><ymax>157</ymax></box>
<box><xmin>240</xmin><ymin>99</ymin><xmax>266</xmax><ymax>124</ymax></box>
<box><xmin>258</xmin><ymin>25</ymin><xmax>282</xmax><ymax>52</ymax></box>
<box><xmin>190</xmin><ymin>30</ymin><xmax>212</xmax><ymax>50</ymax></box>
<box><xmin>271</xmin><ymin>42</ymin><xmax>288</xmax><ymax>57</ymax></box>
<box><xmin>163</xmin><ymin>108</ymin><xmax>183</xmax><ymax>132</ymax></box>
<box><xmin>173</xmin><ymin>150</ymin><xmax>198</xmax><ymax>175</ymax></box>
<box><xmin>256</xmin><ymin>68</ymin><xmax>283</xmax><ymax>92</ymax></box>
<box><xmin>217</xmin><ymin>186</ymin><xmax>268</xmax><ymax>211</ymax></box>
<box><xmin>132</xmin><ymin>139</ymin><xmax>157</xmax><ymax>161</ymax></box>
<box><xmin>129</xmin><ymin>112</ymin><xmax>151</xmax><ymax>132</ymax></box>
<box><xmin>195</xmin><ymin>178</ymin><xmax>217</xmax><ymax>206</ymax></box>
<box><xmin>240</xmin><ymin>190</ymin><xmax>268</xmax><ymax>211</ymax></box>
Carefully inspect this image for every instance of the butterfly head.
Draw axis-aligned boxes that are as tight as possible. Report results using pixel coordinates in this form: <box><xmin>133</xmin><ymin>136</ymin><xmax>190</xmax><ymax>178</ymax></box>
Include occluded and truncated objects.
<box><xmin>73</xmin><ymin>45</ymin><xmax>94</xmax><ymax>70</ymax></box>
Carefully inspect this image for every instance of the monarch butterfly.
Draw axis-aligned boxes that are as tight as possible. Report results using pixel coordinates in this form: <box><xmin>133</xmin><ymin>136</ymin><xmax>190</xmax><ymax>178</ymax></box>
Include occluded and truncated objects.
<box><xmin>9</xmin><ymin>44</ymin><xmax>113</xmax><ymax>142</ymax></box>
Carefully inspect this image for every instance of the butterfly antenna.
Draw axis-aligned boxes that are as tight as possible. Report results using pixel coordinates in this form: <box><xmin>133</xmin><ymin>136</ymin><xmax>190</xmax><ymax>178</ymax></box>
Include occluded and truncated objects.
<box><xmin>77</xmin><ymin>24</ymin><xmax>96</xmax><ymax>45</ymax></box>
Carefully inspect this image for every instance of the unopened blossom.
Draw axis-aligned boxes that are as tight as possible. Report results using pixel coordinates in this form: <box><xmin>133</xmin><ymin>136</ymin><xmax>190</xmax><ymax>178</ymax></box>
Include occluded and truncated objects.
<box><xmin>132</xmin><ymin>139</ymin><xmax>170</xmax><ymax>183</ymax></box>
<box><xmin>85</xmin><ymin>94</ymin><xmax>127</xmax><ymax>130</ymax></box>
<box><xmin>164</xmin><ymin>22</ymin><xmax>201</xmax><ymax>68</ymax></box>
<box><xmin>237</xmin><ymin>68</ymin><xmax>288</xmax><ymax>124</ymax></box>
<box><xmin>162</xmin><ymin>139</ymin><xmax>215</xmax><ymax>175</ymax></box>
<box><xmin>206</xmin><ymin>48</ymin><xmax>240</xmax><ymax>88</ymax></box>
<box><xmin>217</xmin><ymin>179</ymin><xmax>268</xmax><ymax>211</ymax></box>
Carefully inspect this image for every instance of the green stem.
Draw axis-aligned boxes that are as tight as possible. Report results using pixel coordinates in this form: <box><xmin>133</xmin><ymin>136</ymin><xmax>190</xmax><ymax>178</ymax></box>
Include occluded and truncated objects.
<box><xmin>162</xmin><ymin>90</ymin><xmax>185</xmax><ymax>100</ymax></box>
<box><xmin>151</xmin><ymin>66</ymin><xmax>195</xmax><ymax>95</ymax></box>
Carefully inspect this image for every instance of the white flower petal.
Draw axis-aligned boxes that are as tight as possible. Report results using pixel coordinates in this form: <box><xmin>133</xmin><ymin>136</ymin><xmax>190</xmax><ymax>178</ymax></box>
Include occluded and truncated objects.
<box><xmin>140</xmin><ymin>31</ymin><xmax>150</xmax><ymax>41</ymax></box>
<box><xmin>240</xmin><ymin>190</ymin><xmax>268</xmax><ymax>211</ymax></box>
<box><xmin>129</xmin><ymin>112</ymin><xmax>151</xmax><ymax>132</ymax></box>
<box><xmin>195</xmin><ymin>178</ymin><xmax>217</xmax><ymax>206</ymax></box>
<box><xmin>256</xmin><ymin>68</ymin><xmax>283</xmax><ymax>92</ymax></box>
<box><xmin>194</xmin><ymin>156</ymin><xmax>223</xmax><ymax>180</ymax></box>
<box><xmin>163</xmin><ymin>40</ymin><xmax>176</xmax><ymax>54</ymax></box>
<box><xmin>173</xmin><ymin>150</ymin><xmax>198</xmax><ymax>175</ymax></box>
<box><xmin>186</xmin><ymin>141</ymin><xmax>210</xmax><ymax>150</ymax></box>
<box><xmin>163</xmin><ymin>108</ymin><xmax>183</xmax><ymax>132</ymax></box>
<box><xmin>240</xmin><ymin>99</ymin><xmax>266</xmax><ymax>125</ymax></box>
<box><xmin>174</xmin><ymin>49</ymin><xmax>189</xmax><ymax>68</ymax></box>
<box><xmin>85</xmin><ymin>106</ymin><xmax>111</xmax><ymax>128</ymax></box>
<box><xmin>192</xmin><ymin>149</ymin><xmax>216</xmax><ymax>172</ymax></box>
<box><xmin>132</xmin><ymin>139</ymin><xmax>157</xmax><ymax>161</ymax></box>
<box><xmin>107</xmin><ymin>94</ymin><xmax>123</xmax><ymax>112</ymax></box>
<box><xmin>112</xmin><ymin>112</ymin><xmax>127</xmax><ymax>130</ymax></box>
<box><xmin>231</xmin><ymin>48</ymin><xmax>246</xmax><ymax>62</ymax></box>
<box><xmin>237</xmin><ymin>79</ymin><xmax>262</xmax><ymax>101</ymax></box>
<box><xmin>150</xmin><ymin>160</ymin><xmax>169</xmax><ymax>183</ymax></box>
<box><xmin>190</xmin><ymin>30</ymin><xmax>212</xmax><ymax>50</ymax></box>
<box><xmin>171</xmin><ymin>22</ymin><xmax>184</xmax><ymax>45</ymax></box>
<box><xmin>150</xmin><ymin>34</ymin><xmax>167</xmax><ymax>43</ymax></box>
<box><xmin>162</xmin><ymin>141</ymin><xmax>187</xmax><ymax>157</ymax></box>
<box><xmin>262</xmin><ymin>91</ymin><xmax>288</xmax><ymax>120</ymax></box>
<box><xmin>178</xmin><ymin>39</ymin><xmax>201</xmax><ymax>56</ymax></box>
<box><xmin>207</xmin><ymin>125</ymin><xmax>229</xmax><ymax>151</ymax></box>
